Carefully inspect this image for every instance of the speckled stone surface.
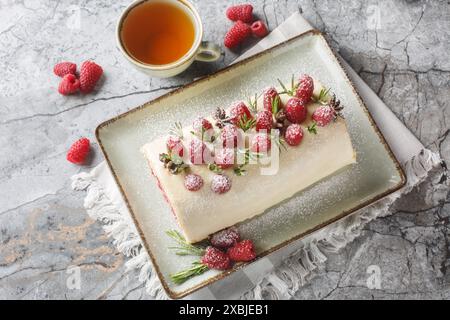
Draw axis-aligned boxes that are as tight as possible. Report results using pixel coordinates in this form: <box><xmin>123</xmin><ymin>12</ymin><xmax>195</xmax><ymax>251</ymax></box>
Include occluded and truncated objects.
<box><xmin>0</xmin><ymin>0</ymin><xmax>449</xmax><ymax>300</ymax></box>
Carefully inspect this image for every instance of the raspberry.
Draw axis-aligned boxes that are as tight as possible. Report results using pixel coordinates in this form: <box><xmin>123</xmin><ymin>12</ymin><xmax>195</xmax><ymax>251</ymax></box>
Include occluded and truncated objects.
<box><xmin>263</xmin><ymin>87</ymin><xmax>280</xmax><ymax>113</ymax></box>
<box><xmin>226</xmin><ymin>4</ymin><xmax>253</xmax><ymax>23</ymax></box>
<box><xmin>229</xmin><ymin>101</ymin><xmax>252</xmax><ymax>125</ymax></box>
<box><xmin>312</xmin><ymin>106</ymin><xmax>335</xmax><ymax>127</ymax></box>
<box><xmin>295</xmin><ymin>74</ymin><xmax>314</xmax><ymax>103</ymax></box>
<box><xmin>53</xmin><ymin>62</ymin><xmax>77</xmax><ymax>77</ymax></box>
<box><xmin>224</xmin><ymin>21</ymin><xmax>252</xmax><ymax>49</ymax></box>
<box><xmin>250</xmin><ymin>133</ymin><xmax>271</xmax><ymax>153</ymax></box>
<box><xmin>201</xmin><ymin>246</ymin><xmax>231</xmax><ymax>270</ymax></box>
<box><xmin>214</xmin><ymin>148</ymin><xmax>235</xmax><ymax>169</ymax></box>
<box><xmin>211</xmin><ymin>174</ymin><xmax>232</xmax><ymax>194</ymax></box>
<box><xmin>184</xmin><ymin>174</ymin><xmax>204</xmax><ymax>192</ymax></box>
<box><xmin>220</xmin><ymin>124</ymin><xmax>240</xmax><ymax>148</ymax></box>
<box><xmin>66</xmin><ymin>137</ymin><xmax>90</xmax><ymax>164</ymax></box>
<box><xmin>284</xmin><ymin>124</ymin><xmax>304</xmax><ymax>146</ymax></box>
<box><xmin>251</xmin><ymin>20</ymin><xmax>268</xmax><ymax>38</ymax></box>
<box><xmin>210</xmin><ymin>227</ymin><xmax>240</xmax><ymax>248</ymax></box>
<box><xmin>189</xmin><ymin>138</ymin><xmax>207</xmax><ymax>165</ymax></box>
<box><xmin>256</xmin><ymin>110</ymin><xmax>273</xmax><ymax>132</ymax></box>
<box><xmin>166</xmin><ymin>135</ymin><xmax>184</xmax><ymax>157</ymax></box>
<box><xmin>227</xmin><ymin>240</ymin><xmax>256</xmax><ymax>262</ymax></box>
<box><xmin>58</xmin><ymin>74</ymin><xmax>80</xmax><ymax>95</ymax></box>
<box><xmin>192</xmin><ymin>117</ymin><xmax>213</xmax><ymax>134</ymax></box>
<box><xmin>285</xmin><ymin>97</ymin><xmax>307</xmax><ymax>124</ymax></box>
<box><xmin>79</xmin><ymin>61</ymin><xmax>103</xmax><ymax>93</ymax></box>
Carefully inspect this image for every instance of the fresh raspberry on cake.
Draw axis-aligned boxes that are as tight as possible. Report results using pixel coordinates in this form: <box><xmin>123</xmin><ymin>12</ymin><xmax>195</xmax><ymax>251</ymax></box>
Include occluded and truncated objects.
<box><xmin>79</xmin><ymin>60</ymin><xmax>103</xmax><ymax>93</ymax></box>
<box><xmin>285</xmin><ymin>97</ymin><xmax>307</xmax><ymax>124</ymax></box>
<box><xmin>226</xmin><ymin>4</ymin><xmax>253</xmax><ymax>23</ymax></box>
<box><xmin>256</xmin><ymin>110</ymin><xmax>273</xmax><ymax>132</ymax></box>
<box><xmin>227</xmin><ymin>239</ymin><xmax>256</xmax><ymax>262</ymax></box>
<box><xmin>220</xmin><ymin>124</ymin><xmax>240</xmax><ymax>148</ymax></box>
<box><xmin>250</xmin><ymin>133</ymin><xmax>271</xmax><ymax>153</ymax></box>
<box><xmin>210</xmin><ymin>227</ymin><xmax>240</xmax><ymax>248</ymax></box>
<box><xmin>53</xmin><ymin>62</ymin><xmax>77</xmax><ymax>77</ymax></box>
<box><xmin>224</xmin><ymin>21</ymin><xmax>252</xmax><ymax>49</ymax></box>
<box><xmin>66</xmin><ymin>137</ymin><xmax>90</xmax><ymax>164</ymax></box>
<box><xmin>201</xmin><ymin>246</ymin><xmax>231</xmax><ymax>270</ymax></box>
<box><xmin>285</xmin><ymin>124</ymin><xmax>304</xmax><ymax>146</ymax></box>
<box><xmin>214</xmin><ymin>148</ymin><xmax>235</xmax><ymax>169</ymax></box>
<box><xmin>312</xmin><ymin>106</ymin><xmax>335</xmax><ymax>127</ymax></box>
<box><xmin>211</xmin><ymin>174</ymin><xmax>232</xmax><ymax>194</ymax></box>
<box><xmin>166</xmin><ymin>135</ymin><xmax>184</xmax><ymax>157</ymax></box>
<box><xmin>295</xmin><ymin>74</ymin><xmax>314</xmax><ymax>103</ymax></box>
<box><xmin>251</xmin><ymin>20</ymin><xmax>268</xmax><ymax>38</ymax></box>
<box><xmin>312</xmin><ymin>95</ymin><xmax>344</xmax><ymax>126</ymax></box>
<box><xmin>263</xmin><ymin>87</ymin><xmax>281</xmax><ymax>113</ymax></box>
<box><xmin>192</xmin><ymin>117</ymin><xmax>213</xmax><ymax>134</ymax></box>
<box><xmin>184</xmin><ymin>174</ymin><xmax>204</xmax><ymax>192</ymax></box>
<box><xmin>58</xmin><ymin>74</ymin><xmax>80</xmax><ymax>95</ymax></box>
<box><xmin>189</xmin><ymin>138</ymin><xmax>207</xmax><ymax>164</ymax></box>
<box><xmin>229</xmin><ymin>101</ymin><xmax>253</xmax><ymax>125</ymax></box>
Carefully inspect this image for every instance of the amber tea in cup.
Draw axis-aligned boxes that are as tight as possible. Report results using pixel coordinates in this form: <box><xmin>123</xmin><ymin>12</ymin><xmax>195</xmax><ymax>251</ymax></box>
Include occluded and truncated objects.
<box><xmin>121</xmin><ymin>1</ymin><xmax>196</xmax><ymax>65</ymax></box>
<box><xmin>117</xmin><ymin>0</ymin><xmax>221</xmax><ymax>77</ymax></box>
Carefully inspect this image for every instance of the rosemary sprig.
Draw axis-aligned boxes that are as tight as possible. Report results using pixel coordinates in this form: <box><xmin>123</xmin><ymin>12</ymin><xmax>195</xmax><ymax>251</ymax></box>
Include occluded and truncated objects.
<box><xmin>273</xmin><ymin>136</ymin><xmax>288</xmax><ymax>152</ymax></box>
<box><xmin>312</xmin><ymin>87</ymin><xmax>331</xmax><ymax>105</ymax></box>
<box><xmin>233</xmin><ymin>165</ymin><xmax>247</xmax><ymax>176</ymax></box>
<box><xmin>238</xmin><ymin>114</ymin><xmax>256</xmax><ymax>132</ymax></box>
<box><xmin>170</xmin><ymin>261</ymin><xmax>208</xmax><ymax>284</ymax></box>
<box><xmin>248</xmin><ymin>93</ymin><xmax>259</xmax><ymax>115</ymax></box>
<box><xmin>307</xmin><ymin>122</ymin><xmax>318</xmax><ymax>134</ymax></box>
<box><xmin>190</xmin><ymin>127</ymin><xmax>217</xmax><ymax>143</ymax></box>
<box><xmin>278</xmin><ymin>74</ymin><xmax>298</xmax><ymax>96</ymax></box>
<box><xmin>166</xmin><ymin>230</ymin><xmax>205</xmax><ymax>256</ymax></box>
<box><xmin>271</xmin><ymin>95</ymin><xmax>281</xmax><ymax>115</ymax></box>
<box><xmin>159</xmin><ymin>153</ymin><xmax>189</xmax><ymax>174</ymax></box>
<box><xmin>233</xmin><ymin>148</ymin><xmax>262</xmax><ymax>176</ymax></box>
<box><xmin>237</xmin><ymin>148</ymin><xmax>262</xmax><ymax>164</ymax></box>
<box><xmin>169</xmin><ymin>122</ymin><xmax>184</xmax><ymax>139</ymax></box>
<box><xmin>208</xmin><ymin>163</ymin><xmax>223</xmax><ymax>174</ymax></box>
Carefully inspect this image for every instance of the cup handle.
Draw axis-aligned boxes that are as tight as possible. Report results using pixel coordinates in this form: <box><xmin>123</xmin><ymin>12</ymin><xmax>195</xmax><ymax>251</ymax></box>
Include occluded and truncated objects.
<box><xmin>195</xmin><ymin>41</ymin><xmax>222</xmax><ymax>62</ymax></box>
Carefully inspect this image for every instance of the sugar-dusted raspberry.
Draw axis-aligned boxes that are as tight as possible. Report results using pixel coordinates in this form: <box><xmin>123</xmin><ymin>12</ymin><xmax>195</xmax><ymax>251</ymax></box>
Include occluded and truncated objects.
<box><xmin>256</xmin><ymin>110</ymin><xmax>273</xmax><ymax>132</ymax></box>
<box><xmin>285</xmin><ymin>97</ymin><xmax>307</xmax><ymax>124</ymax></box>
<box><xmin>263</xmin><ymin>87</ymin><xmax>280</xmax><ymax>113</ymax></box>
<box><xmin>220</xmin><ymin>124</ymin><xmax>240</xmax><ymax>148</ymax></box>
<box><xmin>166</xmin><ymin>135</ymin><xmax>184</xmax><ymax>157</ymax></box>
<box><xmin>210</xmin><ymin>227</ymin><xmax>240</xmax><ymax>248</ymax></box>
<box><xmin>284</xmin><ymin>123</ymin><xmax>304</xmax><ymax>146</ymax></box>
<box><xmin>211</xmin><ymin>174</ymin><xmax>232</xmax><ymax>194</ymax></box>
<box><xmin>312</xmin><ymin>106</ymin><xmax>335</xmax><ymax>127</ymax></box>
<box><xmin>192</xmin><ymin>117</ymin><xmax>213</xmax><ymax>134</ymax></box>
<box><xmin>227</xmin><ymin>239</ymin><xmax>256</xmax><ymax>262</ymax></box>
<box><xmin>184</xmin><ymin>174</ymin><xmax>204</xmax><ymax>191</ymax></box>
<box><xmin>295</xmin><ymin>74</ymin><xmax>314</xmax><ymax>103</ymax></box>
<box><xmin>250</xmin><ymin>133</ymin><xmax>271</xmax><ymax>153</ymax></box>
<box><xmin>229</xmin><ymin>101</ymin><xmax>253</xmax><ymax>125</ymax></box>
<box><xmin>189</xmin><ymin>138</ymin><xmax>207</xmax><ymax>164</ymax></box>
<box><xmin>214</xmin><ymin>148</ymin><xmax>235</xmax><ymax>169</ymax></box>
<box><xmin>201</xmin><ymin>246</ymin><xmax>231</xmax><ymax>270</ymax></box>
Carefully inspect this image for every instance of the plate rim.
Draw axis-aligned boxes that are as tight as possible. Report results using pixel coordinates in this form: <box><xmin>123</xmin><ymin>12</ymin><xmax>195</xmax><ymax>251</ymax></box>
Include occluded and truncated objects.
<box><xmin>96</xmin><ymin>29</ymin><xmax>406</xmax><ymax>299</ymax></box>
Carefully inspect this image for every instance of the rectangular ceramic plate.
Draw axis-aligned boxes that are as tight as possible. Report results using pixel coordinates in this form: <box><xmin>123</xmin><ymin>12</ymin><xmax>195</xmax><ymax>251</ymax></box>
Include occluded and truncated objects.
<box><xmin>96</xmin><ymin>30</ymin><xmax>406</xmax><ymax>299</ymax></box>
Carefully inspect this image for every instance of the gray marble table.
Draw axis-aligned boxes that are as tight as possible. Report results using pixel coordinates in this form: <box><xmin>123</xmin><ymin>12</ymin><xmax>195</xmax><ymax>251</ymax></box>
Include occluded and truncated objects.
<box><xmin>1</xmin><ymin>0</ymin><xmax>449</xmax><ymax>300</ymax></box>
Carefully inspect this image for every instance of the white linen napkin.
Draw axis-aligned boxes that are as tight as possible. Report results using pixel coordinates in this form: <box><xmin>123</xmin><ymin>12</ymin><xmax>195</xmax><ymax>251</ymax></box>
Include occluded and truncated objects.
<box><xmin>71</xmin><ymin>12</ymin><xmax>446</xmax><ymax>300</ymax></box>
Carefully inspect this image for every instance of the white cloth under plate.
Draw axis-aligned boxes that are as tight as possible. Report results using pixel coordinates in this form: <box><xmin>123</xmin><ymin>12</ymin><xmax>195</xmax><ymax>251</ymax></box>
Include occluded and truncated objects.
<box><xmin>71</xmin><ymin>12</ymin><xmax>447</xmax><ymax>300</ymax></box>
